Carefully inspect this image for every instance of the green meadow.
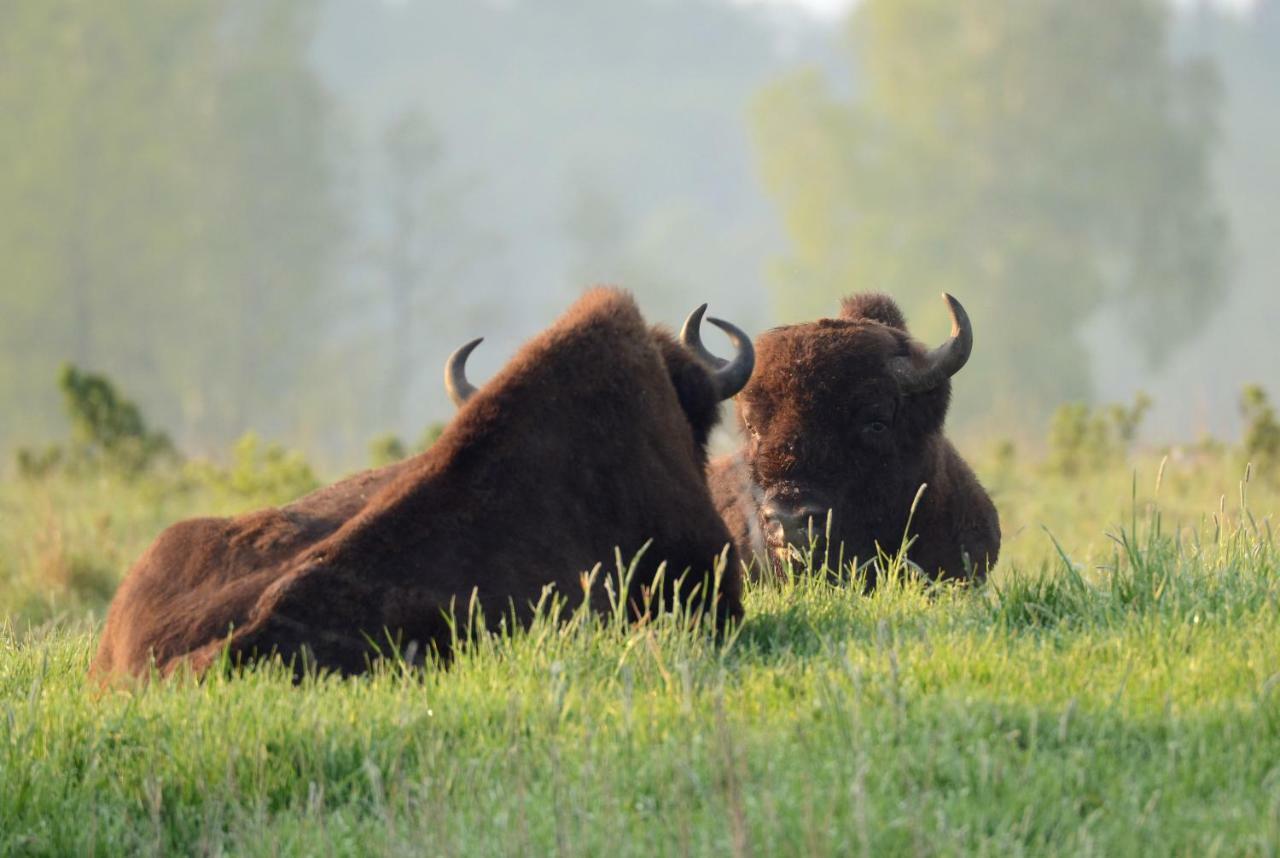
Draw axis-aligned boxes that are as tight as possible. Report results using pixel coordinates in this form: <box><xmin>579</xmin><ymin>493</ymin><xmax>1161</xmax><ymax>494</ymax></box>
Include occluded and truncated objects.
<box><xmin>2</xmin><ymin>415</ymin><xmax>1278</xmax><ymax>855</ymax></box>
<box><xmin>4</xmin><ymin>0</ymin><xmax>1279</xmax><ymax>853</ymax></box>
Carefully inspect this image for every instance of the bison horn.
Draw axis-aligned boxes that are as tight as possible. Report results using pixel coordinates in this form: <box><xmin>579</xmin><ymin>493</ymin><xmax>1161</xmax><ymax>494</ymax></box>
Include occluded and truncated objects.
<box><xmin>887</xmin><ymin>293</ymin><xmax>973</xmax><ymax>394</ymax></box>
<box><xmin>680</xmin><ymin>304</ymin><xmax>755</xmax><ymax>400</ymax></box>
<box><xmin>444</xmin><ymin>338</ymin><xmax>484</xmax><ymax>408</ymax></box>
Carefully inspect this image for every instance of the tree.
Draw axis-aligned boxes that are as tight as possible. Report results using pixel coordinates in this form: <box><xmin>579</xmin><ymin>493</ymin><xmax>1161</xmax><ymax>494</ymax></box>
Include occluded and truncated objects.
<box><xmin>0</xmin><ymin>1</ymin><xmax>222</xmax><ymax>442</ymax></box>
<box><xmin>199</xmin><ymin>1</ymin><xmax>347</xmax><ymax>440</ymax></box>
<box><xmin>0</xmin><ymin>0</ymin><xmax>345</xmax><ymax>451</ymax></box>
<box><xmin>562</xmin><ymin>176</ymin><xmax>691</xmax><ymax>310</ymax></box>
<box><xmin>752</xmin><ymin>0</ymin><xmax>1227</xmax><ymax>419</ymax></box>
<box><xmin>365</xmin><ymin>109</ymin><xmax>493</xmax><ymax>435</ymax></box>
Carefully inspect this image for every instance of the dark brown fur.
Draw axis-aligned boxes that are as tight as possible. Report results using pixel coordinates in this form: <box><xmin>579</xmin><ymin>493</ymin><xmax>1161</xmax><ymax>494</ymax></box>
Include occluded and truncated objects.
<box><xmin>93</xmin><ymin>289</ymin><xmax>742</xmax><ymax>680</ymax></box>
<box><xmin>708</xmin><ymin>293</ymin><xmax>999</xmax><ymax>584</ymax></box>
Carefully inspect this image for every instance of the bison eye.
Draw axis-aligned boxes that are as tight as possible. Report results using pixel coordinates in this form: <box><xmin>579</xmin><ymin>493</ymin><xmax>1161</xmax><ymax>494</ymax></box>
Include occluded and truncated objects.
<box><xmin>866</xmin><ymin>421</ymin><xmax>888</xmax><ymax>434</ymax></box>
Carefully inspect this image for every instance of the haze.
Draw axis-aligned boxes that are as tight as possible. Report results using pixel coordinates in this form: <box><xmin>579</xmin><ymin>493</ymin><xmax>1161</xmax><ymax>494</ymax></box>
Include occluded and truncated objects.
<box><xmin>2</xmin><ymin>0</ymin><xmax>1277</xmax><ymax>468</ymax></box>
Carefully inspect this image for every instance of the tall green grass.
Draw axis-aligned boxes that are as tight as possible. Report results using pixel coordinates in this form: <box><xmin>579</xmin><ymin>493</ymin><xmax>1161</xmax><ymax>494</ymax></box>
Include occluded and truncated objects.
<box><xmin>1</xmin><ymin>456</ymin><xmax>1277</xmax><ymax>855</ymax></box>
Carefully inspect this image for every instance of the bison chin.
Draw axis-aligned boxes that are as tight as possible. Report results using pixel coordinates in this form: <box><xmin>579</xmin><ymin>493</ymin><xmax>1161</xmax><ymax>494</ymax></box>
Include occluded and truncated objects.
<box><xmin>758</xmin><ymin>487</ymin><xmax>835</xmax><ymax>564</ymax></box>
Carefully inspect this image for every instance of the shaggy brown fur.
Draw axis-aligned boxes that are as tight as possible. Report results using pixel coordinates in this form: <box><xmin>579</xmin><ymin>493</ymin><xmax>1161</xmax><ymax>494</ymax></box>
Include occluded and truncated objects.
<box><xmin>93</xmin><ymin>289</ymin><xmax>742</xmax><ymax>680</ymax></box>
<box><xmin>708</xmin><ymin>293</ymin><xmax>999</xmax><ymax>584</ymax></box>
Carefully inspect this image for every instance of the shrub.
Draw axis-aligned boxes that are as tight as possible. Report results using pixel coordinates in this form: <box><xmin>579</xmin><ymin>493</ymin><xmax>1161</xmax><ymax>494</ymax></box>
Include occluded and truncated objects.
<box><xmin>15</xmin><ymin>445</ymin><xmax>64</xmax><ymax>480</ymax></box>
<box><xmin>366</xmin><ymin>422</ymin><xmax>447</xmax><ymax>468</ymax></box>
<box><xmin>1240</xmin><ymin>384</ymin><xmax>1280</xmax><ymax>478</ymax></box>
<box><xmin>368</xmin><ymin>434</ymin><xmax>408</xmax><ymax>468</ymax></box>
<box><xmin>186</xmin><ymin>432</ymin><xmax>319</xmax><ymax>506</ymax></box>
<box><xmin>16</xmin><ymin>364</ymin><xmax>177</xmax><ymax>479</ymax></box>
<box><xmin>419</xmin><ymin>421</ymin><xmax>446</xmax><ymax>450</ymax></box>
<box><xmin>1044</xmin><ymin>393</ymin><xmax>1151</xmax><ymax>477</ymax></box>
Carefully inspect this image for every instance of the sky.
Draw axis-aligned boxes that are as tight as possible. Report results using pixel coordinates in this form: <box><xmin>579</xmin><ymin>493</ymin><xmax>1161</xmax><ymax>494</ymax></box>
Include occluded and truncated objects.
<box><xmin>741</xmin><ymin>0</ymin><xmax>1258</xmax><ymax>17</ymax></box>
<box><xmin>735</xmin><ymin>0</ymin><xmax>853</xmax><ymax>17</ymax></box>
<box><xmin>778</xmin><ymin>0</ymin><xmax>852</xmax><ymax>16</ymax></box>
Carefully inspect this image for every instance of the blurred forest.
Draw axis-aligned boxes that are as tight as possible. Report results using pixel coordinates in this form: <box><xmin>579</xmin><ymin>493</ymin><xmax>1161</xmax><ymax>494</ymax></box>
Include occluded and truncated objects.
<box><xmin>755</xmin><ymin>0</ymin><xmax>1226</xmax><ymax>420</ymax></box>
<box><xmin>1</xmin><ymin>0</ymin><xmax>1277</xmax><ymax>467</ymax></box>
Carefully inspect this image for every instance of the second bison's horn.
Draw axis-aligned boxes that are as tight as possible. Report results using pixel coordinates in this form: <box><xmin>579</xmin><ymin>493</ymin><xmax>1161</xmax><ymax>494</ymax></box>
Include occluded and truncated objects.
<box><xmin>680</xmin><ymin>304</ymin><xmax>755</xmax><ymax>400</ymax></box>
<box><xmin>888</xmin><ymin>293</ymin><xmax>974</xmax><ymax>394</ymax></box>
<box><xmin>444</xmin><ymin>338</ymin><xmax>484</xmax><ymax>408</ymax></box>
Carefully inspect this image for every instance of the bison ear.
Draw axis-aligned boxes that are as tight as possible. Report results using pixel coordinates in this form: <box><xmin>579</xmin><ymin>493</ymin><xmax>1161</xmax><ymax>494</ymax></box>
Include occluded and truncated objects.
<box><xmin>840</xmin><ymin>293</ymin><xmax>909</xmax><ymax>331</ymax></box>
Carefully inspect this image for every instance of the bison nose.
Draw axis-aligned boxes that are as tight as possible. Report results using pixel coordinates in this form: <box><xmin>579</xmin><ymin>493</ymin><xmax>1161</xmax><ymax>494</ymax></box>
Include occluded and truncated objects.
<box><xmin>761</xmin><ymin>501</ymin><xmax>830</xmax><ymax>549</ymax></box>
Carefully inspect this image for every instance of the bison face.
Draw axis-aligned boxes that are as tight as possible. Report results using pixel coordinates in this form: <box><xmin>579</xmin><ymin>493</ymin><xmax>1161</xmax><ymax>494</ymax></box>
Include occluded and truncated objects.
<box><xmin>735</xmin><ymin>293</ymin><xmax>971</xmax><ymax>572</ymax></box>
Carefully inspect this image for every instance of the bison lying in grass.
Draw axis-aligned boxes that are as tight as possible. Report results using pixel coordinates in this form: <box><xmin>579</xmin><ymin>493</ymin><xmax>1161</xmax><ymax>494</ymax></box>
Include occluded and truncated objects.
<box><xmin>92</xmin><ymin>288</ymin><xmax>753</xmax><ymax>679</ymax></box>
<box><xmin>706</xmin><ymin>292</ymin><xmax>999</xmax><ymax>585</ymax></box>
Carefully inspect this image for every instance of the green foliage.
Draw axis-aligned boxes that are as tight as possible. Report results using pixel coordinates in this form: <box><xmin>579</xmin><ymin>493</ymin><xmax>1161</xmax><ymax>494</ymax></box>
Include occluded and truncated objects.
<box><xmin>367</xmin><ymin>422</ymin><xmax>447</xmax><ymax>468</ymax></box>
<box><xmin>1240</xmin><ymin>384</ymin><xmax>1280</xmax><ymax>477</ymax></box>
<box><xmin>16</xmin><ymin>364</ymin><xmax>176</xmax><ymax>479</ymax></box>
<box><xmin>3</xmin><ymin>438</ymin><xmax>320</xmax><ymax>626</ymax></box>
<box><xmin>185</xmin><ymin>433</ymin><xmax>319</xmax><ymax>507</ymax></box>
<box><xmin>56</xmin><ymin>364</ymin><xmax>176</xmax><ymax>474</ymax></box>
<box><xmin>419</xmin><ymin>421</ymin><xmax>447</xmax><ymax>451</ymax></box>
<box><xmin>752</xmin><ymin>0</ymin><xmax>1226</xmax><ymax>419</ymax></box>
<box><xmin>1044</xmin><ymin>393</ymin><xmax>1151</xmax><ymax>477</ymax></box>
<box><xmin>368</xmin><ymin>434</ymin><xmax>408</xmax><ymax>468</ymax></box>
<box><xmin>988</xmin><ymin>438</ymin><xmax>1018</xmax><ymax>481</ymax></box>
<box><xmin>13</xmin><ymin>445</ymin><xmax>62</xmax><ymax>481</ymax></box>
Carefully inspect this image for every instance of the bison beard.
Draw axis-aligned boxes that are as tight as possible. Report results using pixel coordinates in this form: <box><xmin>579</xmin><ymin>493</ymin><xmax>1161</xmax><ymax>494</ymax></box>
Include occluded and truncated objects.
<box><xmin>708</xmin><ymin>292</ymin><xmax>1000</xmax><ymax>585</ymax></box>
<box><xmin>92</xmin><ymin>289</ymin><xmax>745</xmax><ymax>680</ymax></box>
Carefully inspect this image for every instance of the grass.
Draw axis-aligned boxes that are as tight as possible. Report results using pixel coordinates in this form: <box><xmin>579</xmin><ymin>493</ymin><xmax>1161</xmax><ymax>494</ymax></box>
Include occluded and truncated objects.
<box><xmin>1</xmin><ymin>453</ymin><xmax>1278</xmax><ymax>855</ymax></box>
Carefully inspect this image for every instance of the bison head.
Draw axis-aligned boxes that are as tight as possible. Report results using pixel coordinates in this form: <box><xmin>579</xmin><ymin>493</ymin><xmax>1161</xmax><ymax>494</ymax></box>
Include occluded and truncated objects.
<box><xmin>444</xmin><ymin>301</ymin><xmax>754</xmax><ymax>461</ymax></box>
<box><xmin>734</xmin><ymin>292</ymin><xmax>972</xmax><ymax>571</ymax></box>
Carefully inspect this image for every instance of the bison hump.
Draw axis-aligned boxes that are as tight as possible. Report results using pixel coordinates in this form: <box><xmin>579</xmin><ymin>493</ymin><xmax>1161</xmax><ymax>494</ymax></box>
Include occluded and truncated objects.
<box><xmin>839</xmin><ymin>293</ymin><xmax>908</xmax><ymax>331</ymax></box>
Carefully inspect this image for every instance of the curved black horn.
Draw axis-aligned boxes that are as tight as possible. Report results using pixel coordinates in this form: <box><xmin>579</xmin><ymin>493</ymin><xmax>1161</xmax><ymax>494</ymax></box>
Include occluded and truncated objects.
<box><xmin>680</xmin><ymin>304</ymin><xmax>755</xmax><ymax>400</ymax></box>
<box><xmin>444</xmin><ymin>338</ymin><xmax>484</xmax><ymax>408</ymax></box>
<box><xmin>887</xmin><ymin>293</ymin><xmax>973</xmax><ymax>394</ymax></box>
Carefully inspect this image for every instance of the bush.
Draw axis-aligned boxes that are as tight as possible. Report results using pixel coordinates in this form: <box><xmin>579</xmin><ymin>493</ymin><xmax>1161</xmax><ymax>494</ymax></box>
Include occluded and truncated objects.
<box><xmin>368</xmin><ymin>434</ymin><xmax>408</xmax><ymax>468</ymax></box>
<box><xmin>1044</xmin><ymin>393</ymin><xmax>1151</xmax><ymax>477</ymax></box>
<box><xmin>366</xmin><ymin>422</ymin><xmax>447</xmax><ymax>468</ymax></box>
<box><xmin>185</xmin><ymin>433</ymin><xmax>319</xmax><ymax>506</ymax></box>
<box><xmin>1240</xmin><ymin>384</ymin><xmax>1280</xmax><ymax>478</ymax></box>
<box><xmin>15</xmin><ymin>445</ymin><xmax>64</xmax><ymax>480</ymax></box>
<box><xmin>16</xmin><ymin>365</ymin><xmax>177</xmax><ymax>479</ymax></box>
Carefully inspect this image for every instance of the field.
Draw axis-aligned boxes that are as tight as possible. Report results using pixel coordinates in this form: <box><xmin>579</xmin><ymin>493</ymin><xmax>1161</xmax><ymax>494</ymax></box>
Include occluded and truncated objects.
<box><xmin>2</xmin><ymin>436</ymin><xmax>1279</xmax><ymax>855</ymax></box>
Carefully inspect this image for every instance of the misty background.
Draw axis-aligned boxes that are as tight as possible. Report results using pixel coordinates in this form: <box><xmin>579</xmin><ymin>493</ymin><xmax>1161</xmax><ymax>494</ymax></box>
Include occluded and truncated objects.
<box><xmin>1</xmin><ymin>0</ymin><xmax>1276</xmax><ymax>469</ymax></box>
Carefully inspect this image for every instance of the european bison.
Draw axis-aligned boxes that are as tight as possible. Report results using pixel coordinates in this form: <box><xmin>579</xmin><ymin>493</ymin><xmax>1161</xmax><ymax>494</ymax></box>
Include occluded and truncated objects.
<box><xmin>706</xmin><ymin>293</ymin><xmax>999</xmax><ymax>585</ymax></box>
<box><xmin>92</xmin><ymin>288</ymin><xmax>753</xmax><ymax>679</ymax></box>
